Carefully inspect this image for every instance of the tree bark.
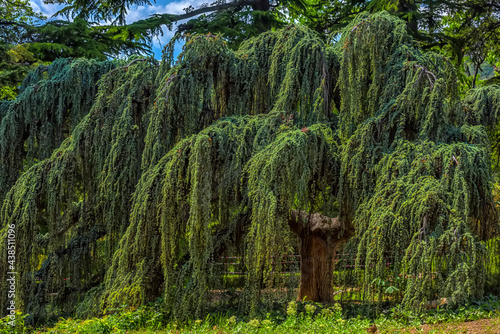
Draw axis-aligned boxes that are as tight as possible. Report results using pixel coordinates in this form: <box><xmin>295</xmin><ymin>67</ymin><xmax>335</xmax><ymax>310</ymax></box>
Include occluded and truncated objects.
<box><xmin>297</xmin><ymin>231</ymin><xmax>333</xmax><ymax>301</ymax></box>
<box><xmin>289</xmin><ymin>210</ymin><xmax>353</xmax><ymax>302</ymax></box>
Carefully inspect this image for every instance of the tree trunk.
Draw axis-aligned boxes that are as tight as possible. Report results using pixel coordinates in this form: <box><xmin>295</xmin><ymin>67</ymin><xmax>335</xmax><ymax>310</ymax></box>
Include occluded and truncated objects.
<box><xmin>289</xmin><ymin>210</ymin><xmax>353</xmax><ymax>302</ymax></box>
<box><xmin>297</xmin><ymin>232</ymin><xmax>333</xmax><ymax>301</ymax></box>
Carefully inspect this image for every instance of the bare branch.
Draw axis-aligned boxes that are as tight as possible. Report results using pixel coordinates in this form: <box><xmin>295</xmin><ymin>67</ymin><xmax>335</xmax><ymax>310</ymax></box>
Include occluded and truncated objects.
<box><xmin>413</xmin><ymin>64</ymin><xmax>437</xmax><ymax>90</ymax></box>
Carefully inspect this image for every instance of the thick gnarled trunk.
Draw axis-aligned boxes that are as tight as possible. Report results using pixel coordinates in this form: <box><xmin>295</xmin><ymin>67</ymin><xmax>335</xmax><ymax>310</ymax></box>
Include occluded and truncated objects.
<box><xmin>289</xmin><ymin>210</ymin><xmax>353</xmax><ymax>302</ymax></box>
<box><xmin>297</xmin><ymin>232</ymin><xmax>333</xmax><ymax>301</ymax></box>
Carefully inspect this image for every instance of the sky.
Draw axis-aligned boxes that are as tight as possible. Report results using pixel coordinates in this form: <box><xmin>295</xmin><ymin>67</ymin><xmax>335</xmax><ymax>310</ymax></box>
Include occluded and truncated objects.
<box><xmin>29</xmin><ymin>0</ymin><xmax>207</xmax><ymax>59</ymax></box>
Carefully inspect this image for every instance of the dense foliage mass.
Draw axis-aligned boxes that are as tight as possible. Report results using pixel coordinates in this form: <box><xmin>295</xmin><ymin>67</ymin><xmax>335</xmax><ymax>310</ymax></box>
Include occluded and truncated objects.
<box><xmin>0</xmin><ymin>11</ymin><xmax>499</xmax><ymax>326</ymax></box>
<box><xmin>2</xmin><ymin>0</ymin><xmax>500</xmax><ymax>100</ymax></box>
<box><xmin>0</xmin><ymin>58</ymin><xmax>118</xmax><ymax>201</ymax></box>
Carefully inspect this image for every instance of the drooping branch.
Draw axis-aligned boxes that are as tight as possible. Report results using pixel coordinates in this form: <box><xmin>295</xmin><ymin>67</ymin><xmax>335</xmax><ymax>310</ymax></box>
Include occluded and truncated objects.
<box><xmin>0</xmin><ymin>20</ymin><xmax>30</xmax><ymax>28</ymax></box>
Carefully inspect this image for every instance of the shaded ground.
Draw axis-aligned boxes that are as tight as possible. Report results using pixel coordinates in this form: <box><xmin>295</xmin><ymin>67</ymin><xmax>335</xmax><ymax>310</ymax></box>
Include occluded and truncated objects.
<box><xmin>390</xmin><ymin>317</ymin><xmax>500</xmax><ymax>333</ymax></box>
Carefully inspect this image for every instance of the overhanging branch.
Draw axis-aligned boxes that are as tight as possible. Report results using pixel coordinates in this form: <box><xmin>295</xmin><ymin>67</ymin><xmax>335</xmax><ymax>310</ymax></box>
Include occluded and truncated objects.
<box><xmin>153</xmin><ymin>0</ymin><xmax>261</xmax><ymax>24</ymax></box>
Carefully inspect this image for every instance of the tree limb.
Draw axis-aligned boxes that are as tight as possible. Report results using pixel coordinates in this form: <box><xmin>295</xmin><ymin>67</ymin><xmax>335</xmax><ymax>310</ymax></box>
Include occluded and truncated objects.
<box><xmin>0</xmin><ymin>20</ymin><xmax>30</xmax><ymax>29</ymax></box>
<box><xmin>153</xmin><ymin>0</ymin><xmax>262</xmax><ymax>24</ymax></box>
<box><xmin>289</xmin><ymin>209</ymin><xmax>348</xmax><ymax>237</ymax></box>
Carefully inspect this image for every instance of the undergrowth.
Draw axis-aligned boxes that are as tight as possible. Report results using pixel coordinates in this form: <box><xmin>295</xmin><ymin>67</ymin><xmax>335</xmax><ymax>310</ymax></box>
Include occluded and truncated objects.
<box><xmin>2</xmin><ymin>296</ymin><xmax>500</xmax><ymax>333</ymax></box>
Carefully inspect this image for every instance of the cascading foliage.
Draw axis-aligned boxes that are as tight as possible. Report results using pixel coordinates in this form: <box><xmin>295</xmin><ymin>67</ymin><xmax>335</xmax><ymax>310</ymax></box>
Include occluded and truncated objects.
<box><xmin>103</xmin><ymin>112</ymin><xmax>339</xmax><ymax>318</ymax></box>
<box><xmin>0</xmin><ymin>58</ymin><xmax>117</xmax><ymax>203</ymax></box>
<box><xmin>336</xmin><ymin>12</ymin><xmax>497</xmax><ymax>307</ymax></box>
<box><xmin>0</xmin><ymin>11</ymin><xmax>499</xmax><ymax>325</ymax></box>
<box><xmin>462</xmin><ymin>85</ymin><xmax>500</xmax><ymax>170</ymax></box>
<box><xmin>142</xmin><ymin>26</ymin><xmax>337</xmax><ymax>168</ymax></box>
<box><xmin>0</xmin><ymin>57</ymin><xmax>157</xmax><ymax>324</ymax></box>
<box><xmin>0</xmin><ymin>25</ymin><xmax>339</xmax><ymax>323</ymax></box>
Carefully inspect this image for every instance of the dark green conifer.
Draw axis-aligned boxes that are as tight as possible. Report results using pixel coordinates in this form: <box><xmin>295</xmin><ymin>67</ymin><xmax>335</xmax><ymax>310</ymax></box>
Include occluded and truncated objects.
<box><xmin>0</xmin><ymin>12</ymin><xmax>498</xmax><ymax>324</ymax></box>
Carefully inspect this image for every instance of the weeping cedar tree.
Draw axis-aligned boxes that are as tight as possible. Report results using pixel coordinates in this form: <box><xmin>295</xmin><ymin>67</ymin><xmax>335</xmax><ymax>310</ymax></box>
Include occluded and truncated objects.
<box><xmin>1</xmin><ymin>12</ymin><xmax>499</xmax><ymax>324</ymax></box>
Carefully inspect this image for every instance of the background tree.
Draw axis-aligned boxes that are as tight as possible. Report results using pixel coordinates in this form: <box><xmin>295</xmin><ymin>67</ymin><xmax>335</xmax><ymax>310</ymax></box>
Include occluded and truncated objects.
<box><xmin>0</xmin><ymin>0</ymin><xmax>45</xmax><ymax>99</ymax></box>
<box><xmin>47</xmin><ymin>0</ymin><xmax>500</xmax><ymax>65</ymax></box>
<box><xmin>4</xmin><ymin>0</ymin><xmax>499</xmax><ymax>99</ymax></box>
<box><xmin>0</xmin><ymin>0</ymin><xmax>157</xmax><ymax>99</ymax></box>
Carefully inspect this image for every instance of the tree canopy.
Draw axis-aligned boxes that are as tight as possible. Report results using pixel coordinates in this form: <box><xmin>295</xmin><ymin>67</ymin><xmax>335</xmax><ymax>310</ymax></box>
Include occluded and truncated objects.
<box><xmin>50</xmin><ymin>0</ymin><xmax>500</xmax><ymax>72</ymax></box>
<box><xmin>2</xmin><ymin>0</ymin><xmax>500</xmax><ymax>99</ymax></box>
<box><xmin>0</xmin><ymin>11</ymin><xmax>499</xmax><ymax>326</ymax></box>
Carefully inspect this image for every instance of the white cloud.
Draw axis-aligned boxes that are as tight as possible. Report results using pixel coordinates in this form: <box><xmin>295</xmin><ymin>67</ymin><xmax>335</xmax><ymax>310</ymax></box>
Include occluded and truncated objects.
<box><xmin>163</xmin><ymin>1</ymin><xmax>195</xmax><ymax>14</ymax></box>
<box><xmin>125</xmin><ymin>5</ymin><xmax>158</xmax><ymax>23</ymax></box>
<box><xmin>125</xmin><ymin>0</ymin><xmax>207</xmax><ymax>23</ymax></box>
<box><xmin>30</xmin><ymin>0</ymin><xmax>65</xmax><ymax>20</ymax></box>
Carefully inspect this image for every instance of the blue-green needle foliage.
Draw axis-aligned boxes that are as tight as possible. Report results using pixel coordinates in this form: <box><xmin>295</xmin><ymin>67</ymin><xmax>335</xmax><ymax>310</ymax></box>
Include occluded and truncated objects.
<box><xmin>142</xmin><ymin>26</ymin><xmax>337</xmax><ymax>169</ymax></box>
<box><xmin>0</xmin><ymin>58</ymin><xmax>156</xmax><ymax>324</ymax></box>
<box><xmin>103</xmin><ymin>113</ymin><xmax>338</xmax><ymax>318</ymax></box>
<box><xmin>462</xmin><ymin>85</ymin><xmax>500</xmax><ymax>171</ymax></box>
<box><xmin>0</xmin><ymin>11</ymin><xmax>498</xmax><ymax>325</ymax></box>
<box><xmin>0</xmin><ymin>25</ymin><xmax>338</xmax><ymax>323</ymax></box>
<box><xmin>337</xmin><ymin>12</ymin><xmax>497</xmax><ymax>309</ymax></box>
<box><xmin>0</xmin><ymin>58</ymin><xmax>117</xmax><ymax>203</ymax></box>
